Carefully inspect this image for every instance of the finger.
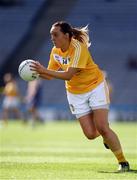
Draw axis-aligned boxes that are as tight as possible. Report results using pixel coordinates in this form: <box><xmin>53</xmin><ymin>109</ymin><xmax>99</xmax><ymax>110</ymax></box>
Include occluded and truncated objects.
<box><xmin>30</xmin><ymin>61</ymin><xmax>37</xmax><ymax>65</ymax></box>
<box><xmin>35</xmin><ymin>61</ymin><xmax>41</xmax><ymax>65</ymax></box>
<box><xmin>29</xmin><ymin>64</ymin><xmax>38</xmax><ymax>68</ymax></box>
<box><xmin>30</xmin><ymin>67</ymin><xmax>37</xmax><ymax>71</ymax></box>
<box><xmin>30</xmin><ymin>68</ymin><xmax>37</xmax><ymax>71</ymax></box>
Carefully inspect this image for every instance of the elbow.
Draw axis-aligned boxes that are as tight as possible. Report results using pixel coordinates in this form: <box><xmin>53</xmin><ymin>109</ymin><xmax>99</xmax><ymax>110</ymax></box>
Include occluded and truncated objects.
<box><xmin>65</xmin><ymin>74</ymin><xmax>73</xmax><ymax>81</ymax></box>
<box><xmin>47</xmin><ymin>76</ymin><xmax>54</xmax><ymax>80</ymax></box>
<box><xmin>65</xmin><ymin>68</ymin><xmax>78</xmax><ymax>81</ymax></box>
<box><xmin>66</xmin><ymin>77</ymin><xmax>71</xmax><ymax>81</ymax></box>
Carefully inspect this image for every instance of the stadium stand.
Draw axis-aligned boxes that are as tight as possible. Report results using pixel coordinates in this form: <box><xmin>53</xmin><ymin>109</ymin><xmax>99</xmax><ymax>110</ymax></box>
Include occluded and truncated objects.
<box><xmin>0</xmin><ymin>0</ymin><xmax>46</xmax><ymax>80</ymax></box>
<box><xmin>0</xmin><ymin>0</ymin><xmax>136</xmax><ymax>120</ymax></box>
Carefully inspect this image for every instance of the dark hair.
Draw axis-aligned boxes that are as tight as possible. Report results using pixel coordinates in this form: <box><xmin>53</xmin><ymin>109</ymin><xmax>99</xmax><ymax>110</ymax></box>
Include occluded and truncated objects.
<box><xmin>52</xmin><ymin>21</ymin><xmax>91</xmax><ymax>47</ymax></box>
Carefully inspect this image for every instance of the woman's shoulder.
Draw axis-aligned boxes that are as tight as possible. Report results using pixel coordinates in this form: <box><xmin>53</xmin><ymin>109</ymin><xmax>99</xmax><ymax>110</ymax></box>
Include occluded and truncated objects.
<box><xmin>71</xmin><ymin>38</ymin><xmax>87</xmax><ymax>49</ymax></box>
<box><xmin>71</xmin><ymin>38</ymin><xmax>80</xmax><ymax>46</ymax></box>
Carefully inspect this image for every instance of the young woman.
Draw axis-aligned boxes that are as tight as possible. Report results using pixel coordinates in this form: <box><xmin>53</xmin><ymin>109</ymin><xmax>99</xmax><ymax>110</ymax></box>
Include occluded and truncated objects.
<box><xmin>30</xmin><ymin>21</ymin><xmax>129</xmax><ymax>172</ymax></box>
<box><xmin>2</xmin><ymin>73</ymin><xmax>22</xmax><ymax>125</ymax></box>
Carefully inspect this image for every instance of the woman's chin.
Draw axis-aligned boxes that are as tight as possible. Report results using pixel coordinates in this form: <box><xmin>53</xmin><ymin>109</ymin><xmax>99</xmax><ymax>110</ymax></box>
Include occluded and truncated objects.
<box><xmin>54</xmin><ymin>45</ymin><xmax>60</xmax><ymax>48</ymax></box>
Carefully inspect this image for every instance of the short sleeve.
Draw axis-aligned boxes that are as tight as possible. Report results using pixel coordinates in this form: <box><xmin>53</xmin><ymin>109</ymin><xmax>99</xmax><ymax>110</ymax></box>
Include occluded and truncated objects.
<box><xmin>69</xmin><ymin>41</ymin><xmax>89</xmax><ymax>68</ymax></box>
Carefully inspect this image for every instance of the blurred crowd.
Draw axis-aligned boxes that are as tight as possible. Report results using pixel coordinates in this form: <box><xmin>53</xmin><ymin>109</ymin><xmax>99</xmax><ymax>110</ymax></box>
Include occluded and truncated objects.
<box><xmin>0</xmin><ymin>73</ymin><xmax>44</xmax><ymax>127</ymax></box>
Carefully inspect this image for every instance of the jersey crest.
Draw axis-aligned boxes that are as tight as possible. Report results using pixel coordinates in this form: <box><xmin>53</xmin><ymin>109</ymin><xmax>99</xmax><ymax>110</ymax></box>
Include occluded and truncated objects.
<box><xmin>53</xmin><ymin>54</ymin><xmax>70</xmax><ymax>65</ymax></box>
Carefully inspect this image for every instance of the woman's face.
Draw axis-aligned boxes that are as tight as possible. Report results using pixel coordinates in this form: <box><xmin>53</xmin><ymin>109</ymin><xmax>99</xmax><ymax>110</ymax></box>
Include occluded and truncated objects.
<box><xmin>50</xmin><ymin>26</ymin><xmax>69</xmax><ymax>49</ymax></box>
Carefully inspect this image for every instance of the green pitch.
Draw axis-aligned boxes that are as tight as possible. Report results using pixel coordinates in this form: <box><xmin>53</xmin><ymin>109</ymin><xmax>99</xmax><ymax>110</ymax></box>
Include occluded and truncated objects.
<box><xmin>0</xmin><ymin>121</ymin><xmax>137</xmax><ymax>180</ymax></box>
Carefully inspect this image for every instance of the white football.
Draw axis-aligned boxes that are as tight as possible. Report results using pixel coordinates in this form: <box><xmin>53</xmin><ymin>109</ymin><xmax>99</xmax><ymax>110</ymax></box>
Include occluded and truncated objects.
<box><xmin>18</xmin><ymin>59</ymin><xmax>39</xmax><ymax>81</ymax></box>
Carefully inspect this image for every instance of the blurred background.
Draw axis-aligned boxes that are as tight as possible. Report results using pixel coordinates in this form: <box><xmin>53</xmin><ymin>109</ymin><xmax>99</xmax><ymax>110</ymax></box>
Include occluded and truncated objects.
<box><xmin>0</xmin><ymin>0</ymin><xmax>137</xmax><ymax>122</ymax></box>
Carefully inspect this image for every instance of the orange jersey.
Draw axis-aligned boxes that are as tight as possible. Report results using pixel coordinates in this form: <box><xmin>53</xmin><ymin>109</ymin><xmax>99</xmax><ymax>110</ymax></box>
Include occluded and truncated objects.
<box><xmin>4</xmin><ymin>82</ymin><xmax>18</xmax><ymax>97</ymax></box>
<box><xmin>48</xmin><ymin>38</ymin><xmax>104</xmax><ymax>94</ymax></box>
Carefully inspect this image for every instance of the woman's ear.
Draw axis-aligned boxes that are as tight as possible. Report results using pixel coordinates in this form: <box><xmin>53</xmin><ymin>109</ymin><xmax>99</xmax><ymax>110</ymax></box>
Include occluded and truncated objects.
<box><xmin>65</xmin><ymin>33</ymin><xmax>69</xmax><ymax>39</ymax></box>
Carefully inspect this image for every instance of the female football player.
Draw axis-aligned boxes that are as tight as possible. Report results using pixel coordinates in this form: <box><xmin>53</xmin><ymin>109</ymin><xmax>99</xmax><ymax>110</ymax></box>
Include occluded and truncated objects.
<box><xmin>30</xmin><ymin>21</ymin><xmax>129</xmax><ymax>172</ymax></box>
<box><xmin>2</xmin><ymin>73</ymin><xmax>22</xmax><ymax>125</ymax></box>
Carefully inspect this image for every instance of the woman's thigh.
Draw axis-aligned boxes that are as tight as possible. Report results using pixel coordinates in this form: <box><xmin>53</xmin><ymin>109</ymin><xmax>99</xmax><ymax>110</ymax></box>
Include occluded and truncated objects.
<box><xmin>93</xmin><ymin>109</ymin><xmax>110</xmax><ymax>134</ymax></box>
<box><xmin>78</xmin><ymin>112</ymin><xmax>99</xmax><ymax>139</ymax></box>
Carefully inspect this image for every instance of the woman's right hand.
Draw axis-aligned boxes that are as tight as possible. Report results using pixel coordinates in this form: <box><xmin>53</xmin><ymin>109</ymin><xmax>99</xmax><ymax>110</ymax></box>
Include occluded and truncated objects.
<box><xmin>30</xmin><ymin>61</ymin><xmax>53</xmax><ymax>80</ymax></box>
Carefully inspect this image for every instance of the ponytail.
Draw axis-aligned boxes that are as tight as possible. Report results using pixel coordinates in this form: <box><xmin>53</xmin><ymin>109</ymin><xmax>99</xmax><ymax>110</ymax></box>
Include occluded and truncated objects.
<box><xmin>52</xmin><ymin>21</ymin><xmax>91</xmax><ymax>47</ymax></box>
<box><xmin>72</xmin><ymin>25</ymin><xmax>91</xmax><ymax>47</ymax></box>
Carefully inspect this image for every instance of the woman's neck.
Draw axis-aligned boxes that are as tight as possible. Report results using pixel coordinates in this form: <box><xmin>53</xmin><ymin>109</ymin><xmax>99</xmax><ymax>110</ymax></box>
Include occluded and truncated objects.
<box><xmin>61</xmin><ymin>40</ymin><xmax>71</xmax><ymax>52</ymax></box>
